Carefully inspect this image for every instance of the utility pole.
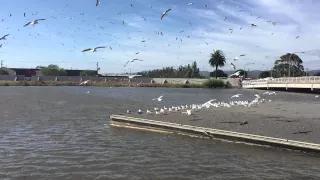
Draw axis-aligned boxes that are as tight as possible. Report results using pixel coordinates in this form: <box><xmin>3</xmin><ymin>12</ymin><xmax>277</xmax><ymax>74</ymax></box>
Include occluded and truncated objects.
<box><xmin>0</xmin><ymin>60</ymin><xmax>3</xmax><ymax>68</ymax></box>
<box><xmin>96</xmin><ymin>62</ymin><xmax>100</xmax><ymax>74</ymax></box>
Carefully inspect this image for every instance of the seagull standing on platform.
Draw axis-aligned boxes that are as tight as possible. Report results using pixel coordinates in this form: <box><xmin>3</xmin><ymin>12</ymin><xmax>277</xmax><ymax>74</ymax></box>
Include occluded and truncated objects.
<box><xmin>23</xmin><ymin>19</ymin><xmax>46</xmax><ymax>27</ymax></box>
<box><xmin>182</xmin><ymin>109</ymin><xmax>192</xmax><ymax>115</ymax></box>
<box><xmin>124</xmin><ymin>59</ymin><xmax>143</xmax><ymax>67</ymax></box>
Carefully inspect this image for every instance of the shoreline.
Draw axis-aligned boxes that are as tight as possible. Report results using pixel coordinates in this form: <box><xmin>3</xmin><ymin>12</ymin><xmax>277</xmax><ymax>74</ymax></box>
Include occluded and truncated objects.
<box><xmin>0</xmin><ymin>80</ymin><xmax>233</xmax><ymax>88</ymax></box>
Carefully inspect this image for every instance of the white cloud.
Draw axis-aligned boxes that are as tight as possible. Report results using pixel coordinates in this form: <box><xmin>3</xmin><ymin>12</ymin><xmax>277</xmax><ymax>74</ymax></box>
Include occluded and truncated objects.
<box><xmin>2</xmin><ymin>0</ymin><xmax>320</xmax><ymax>72</ymax></box>
<box><xmin>95</xmin><ymin>0</ymin><xmax>320</xmax><ymax>73</ymax></box>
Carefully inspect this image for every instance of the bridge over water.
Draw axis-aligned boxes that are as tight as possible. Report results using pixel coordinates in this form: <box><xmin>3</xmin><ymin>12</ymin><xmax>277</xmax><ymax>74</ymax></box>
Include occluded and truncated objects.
<box><xmin>242</xmin><ymin>76</ymin><xmax>320</xmax><ymax>91</ymax></box>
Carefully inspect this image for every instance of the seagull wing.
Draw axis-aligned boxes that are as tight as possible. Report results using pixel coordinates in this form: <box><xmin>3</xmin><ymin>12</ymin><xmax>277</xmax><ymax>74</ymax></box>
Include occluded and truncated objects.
<box><xmin>95</xmin><ymin>46</ymin><xmax>106</xmax><ymax>50</ymax></box>
<box><xmin>96</xmin><ymin>0</ymin><xmax>100</xmax><ymax>6</ymax></box>
<box><xmin>82</xmin><ymin>48</ymin><xmax>92</xmax><ymax>52</ymax></box>
<box><xmin>35</xmin><ymin>19</ymin><xmax>46</xmax><ymax>21</ymax></box>
<box><xmin>160</xmin><ymin>13</ymin><xmax>166</xmax><ymax>20</ymax></box>
<box><xmin>165</xmin><ymin>8</ymin><xmax>172</xmax><ymax>14</ymax></box>
<box><xmin>123</xmin><ymin>61</ymin><xmax>130</xmax><ymax>67</ymax></box>
<box><xmin>23</xmin><ymin>21</ymin><xmax>31</xmax><ymax>27</ymax></box>
<box><xmin>132</xmin><ymin>58</ymin><xmax>143</xmax><ymax>61</ymax></box>
<box><xmin>1</xmin><ymin>34</ymin><xmax>9</xmax><ymax>39</ymax></box>
<box><xmin>231</xmin><ymin>63</ymin><xmax>236</xmax><ymax>70</ymax></box>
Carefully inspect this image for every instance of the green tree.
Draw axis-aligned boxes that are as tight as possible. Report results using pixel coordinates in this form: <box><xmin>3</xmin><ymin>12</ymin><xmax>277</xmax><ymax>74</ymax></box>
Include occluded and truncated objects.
<box><xmin>137</xmin><ymin>61</ymin><xmax>200</xmax><ymax>78</ymax></box>
<box><xmin>273</xmin><ymin>53</ymin><xmax>304</xmax><ymax>77</ymax></box>
<box><xmin>0</xmin><ymin>68</ymin><xmax>9</xmax><ymax>75</ymax></box>
<box><xmin>209</xmin><ymin>50</ymin><xmax>226</xmax><ymax>79</ymax></box>
<box><xmin>80</xmin><ymin>70</ymin><xmax>97</xmax><ymax>77</ymax></box>
<box><xmin>39</xmin><ymin>64</ymin><xmax>67</xmax><ymax>76</ymax></box>
<box><xmin>259</xmin><ymin>71</ymin><xmax>270</xmax><ymax>79</ymax></box>
<box><xmin>209</xmin><ymin>69</ymin><xmax>227</xmax><ymax>78</ymax></box>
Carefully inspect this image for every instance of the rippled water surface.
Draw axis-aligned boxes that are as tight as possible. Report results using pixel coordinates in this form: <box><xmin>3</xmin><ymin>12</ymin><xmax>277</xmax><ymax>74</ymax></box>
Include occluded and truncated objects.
<box><xmin>0</xmin><ymin>87</ymin><xmax>320</xmax><ymax>180</ymax></box>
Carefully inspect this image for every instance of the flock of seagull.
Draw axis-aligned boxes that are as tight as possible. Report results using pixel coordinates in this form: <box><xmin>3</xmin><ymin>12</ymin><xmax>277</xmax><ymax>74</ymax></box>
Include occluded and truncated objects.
<box><xmin>125</xmin><ymin>91</ymin><xmax>315</xmax><ymax>135</ymax></box>
<box><xmin>0</xmin><ymin>0</ymin><xmax>304</xmax><ymax>71</ymax></box>
<box><xmin>128</xmin><ymin>92</ymin><xmax>274</xmax><ymax>116</ymax></box>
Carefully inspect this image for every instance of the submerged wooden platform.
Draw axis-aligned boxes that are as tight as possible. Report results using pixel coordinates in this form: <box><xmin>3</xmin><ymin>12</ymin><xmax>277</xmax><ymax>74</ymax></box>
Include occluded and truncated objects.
<box><xmin>110</xmin><ymin>114</ymin><xmax>320</xmax><ymax>153</ymax></box>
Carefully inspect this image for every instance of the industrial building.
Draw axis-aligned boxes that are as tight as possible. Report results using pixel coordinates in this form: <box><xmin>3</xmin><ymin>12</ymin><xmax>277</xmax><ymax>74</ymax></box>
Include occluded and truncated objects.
<box><xmin>9</xmin><ymin>68</ymin><xmax>98</xmax><ymax>77</ymax></box>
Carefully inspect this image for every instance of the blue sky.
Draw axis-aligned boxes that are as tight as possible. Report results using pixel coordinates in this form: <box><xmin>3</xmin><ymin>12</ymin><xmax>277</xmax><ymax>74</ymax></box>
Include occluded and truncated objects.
<box><xmin>1</xmin><ymin>0</ymin><xmax>320</xmax><ymax>73</ymax></box>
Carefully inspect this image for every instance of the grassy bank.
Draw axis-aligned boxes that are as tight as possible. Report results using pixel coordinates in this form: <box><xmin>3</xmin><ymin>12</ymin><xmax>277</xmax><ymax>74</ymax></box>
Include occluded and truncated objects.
<box><xmin>0</xmin><ymin>79</ymin><xmax>232</xmax><ymax>88</ymax></box>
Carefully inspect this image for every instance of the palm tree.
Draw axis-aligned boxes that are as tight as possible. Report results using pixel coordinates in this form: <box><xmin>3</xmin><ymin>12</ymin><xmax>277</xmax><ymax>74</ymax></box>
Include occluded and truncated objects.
<box><xmin>209</xmin><ymin>50</ymin><xmax>226</xmax><ymax>79</ymax></box>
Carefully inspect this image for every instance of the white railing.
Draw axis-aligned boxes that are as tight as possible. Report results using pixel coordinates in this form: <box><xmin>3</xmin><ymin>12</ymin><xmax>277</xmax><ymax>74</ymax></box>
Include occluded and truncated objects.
<box><xmin>243</xmin><ymin>76</ymin><xmax>320</xmax><ymax>85</ymax></box>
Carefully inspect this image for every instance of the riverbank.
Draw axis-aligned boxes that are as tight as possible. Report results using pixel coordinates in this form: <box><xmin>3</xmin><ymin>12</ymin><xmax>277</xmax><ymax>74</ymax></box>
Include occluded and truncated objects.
<box><xmin>0</xmin><ymin>79</ymin><xmax>233</xmax><ymax>88</ymax></box>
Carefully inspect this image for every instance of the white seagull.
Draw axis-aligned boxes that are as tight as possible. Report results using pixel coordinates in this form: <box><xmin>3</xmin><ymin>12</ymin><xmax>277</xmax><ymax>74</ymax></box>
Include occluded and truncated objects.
<box><xmin>161</xmin><ymin>8</ymin><xmax>171</xmax><ymax>20</ymax></box>
<box><xmin>79</xmin><ymin>80</ymin><xmax>90</xmax><ymax>86</ymax></box>
<box><xmin>96</xmin><ymin>0</ymin><xmax>100</xmax><ymax>6</ymax></box>
<box><xmin>188</xmin><ymin>3</ymin><xmax>193</xmax><ymax>6</ymax></box>
<box><xmin>182</xmin><ymin>110</ymin><xmax>192</xmax><ymax>116</ymax></box>
<box><xmin>152</xmin><ymin>95</ymin><xmax>163</xmax><ymax>101</ymax></box>
<box><xmin>0</xmin><ymin>34</ymin><xmax>9</xmax><ymax>40</ymax></box>
<box><xmin>230</xmin><ymin>94</ymin><xmax>242</xmax><ymax>98</ymax></box>
<box><xmin>128</xmin><ymin>75</ymin><xmax>139</xmax><ymax>79</ymax></box>
<box><xmin>124</xmin><ymin>59</ymin><xmax>143</xmax><ymax>67</ymax></box>
<box><xmin>81</xmin><ymin>46</ymin><xmax>106</xmax><ymax>52</ymax></box>
<box><xmin>233</xmin><ymin>57</ymin><xmax>239</xmax><ymax>61</ymax></box>
<box><xmin>23</xmin><ymin>19</ymin><xmax>46</xmax><ymax>27</ymax></box>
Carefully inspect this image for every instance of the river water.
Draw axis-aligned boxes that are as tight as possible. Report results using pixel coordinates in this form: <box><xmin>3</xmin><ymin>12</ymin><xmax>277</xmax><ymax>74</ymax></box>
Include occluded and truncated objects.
<box><xmin>0</xmin><ymin>87</ymin><xmax>319</xmax><ymax>180</ymax></box>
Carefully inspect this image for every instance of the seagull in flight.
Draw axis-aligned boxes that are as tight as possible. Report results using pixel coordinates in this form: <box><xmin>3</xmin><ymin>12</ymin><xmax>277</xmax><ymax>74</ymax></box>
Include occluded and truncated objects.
<box><xmin>233</xmin><ymin>57</ymin><xmax>239</xmax><ymax>61</ymax></box>
<box><xmin>0</xmin><ymin>34</ymin><xmax>9</xmax><ymax>40</ymax></box>
<box><xmin>23</xmin><ymin>19</ymin><xmax>46</xmax><ymax>27</ymax></box>
<box><xmin>81</xmin><ymin>46</ymin><xmax>106</xmax><ymax>52</ymax></box>
<box><xmin>161</xmin><ymin>8</ymin><xmax>171</xmax><ymax>20</ymax></box>
<box><xmin>152</xmin><ymin>95</ymin><xmax>163</xmax><ymax>101</ymax></box>
<box><xmin>251</xmin><ymin>23</ymin><xmax>257</xmax><ymax>27</ymax></box>
<box><xmin>295</xmin><ymin>36</ymin><xmax>299</xmax><ymax>39</ymax></box>
<box><xmin>231</xmin><ymin>63</ymin><xmax>236</xmax><ymax>70</ymax></box>
<box><xmin>230</xmin><ymin>94</ymin><xmax>242</xmax><ymax>99</ymax></box>
<box><xmin>188</xmin><ymin>3</ymin><xmax>193</xmax><ymax>6</ymax></box>
<box><xmin>124</xmin><ymin>58</ymin><xmax>144</xmax><ymax>67</ymax></box>
<box><xmin>240</xmin><ymin>54</ymin><xmax>246</xmax><ymax>57</ymax></box>
<box><xmin>96</xmin><ymin>0</ymin><xmax>100</xmax><ymax>6</ymax></box>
